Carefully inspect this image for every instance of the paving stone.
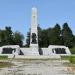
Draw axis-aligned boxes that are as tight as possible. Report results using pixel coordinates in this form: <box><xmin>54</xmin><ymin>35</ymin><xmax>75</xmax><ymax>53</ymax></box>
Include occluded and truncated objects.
<box><xmin>0</xmin><ymin>59</ymin><xmax>74</xmax><ymax>75</ymax></box>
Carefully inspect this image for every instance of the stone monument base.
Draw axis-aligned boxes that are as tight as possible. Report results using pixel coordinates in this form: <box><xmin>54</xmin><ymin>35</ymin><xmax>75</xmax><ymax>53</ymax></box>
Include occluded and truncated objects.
<box><xmin>8</xmin><ymin>55</ymin><xmax>60</xmax><ymax>59</ymax></box>
<box><xmin>29</xmin><ymin>47</ymin><xmax>39</xmax><ymax>55</ymax></box>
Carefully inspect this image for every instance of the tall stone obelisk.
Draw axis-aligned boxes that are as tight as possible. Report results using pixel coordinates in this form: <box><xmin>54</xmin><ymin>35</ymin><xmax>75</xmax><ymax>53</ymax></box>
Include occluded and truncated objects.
<box><xmin>30</xmin><ymin>7</ymin><xmax>38</xmax><ymax>47</ymax></box>
<box><xmin>30</xmin><ymin>7</ymin><xmax>39</xmax><ymax>55</ymax></box>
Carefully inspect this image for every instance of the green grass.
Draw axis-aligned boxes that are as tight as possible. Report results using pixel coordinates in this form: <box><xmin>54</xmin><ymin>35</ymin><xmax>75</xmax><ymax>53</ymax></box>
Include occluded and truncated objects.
<box><xmin>61</xmin><ymin>56</ymin><xmax>75</xmax><ymax>64</ymax></box>
<box><xmin>0</xmin><ymin>62</ymin><xmax>13</xmax><ymax>68</ymax></box>
<box><xmin>70</xmin><ymin>47</ymin><xmax>75</xmax><ymax>54</ymax></box>
<box><xmin>0</xmin><ymin>56</ymin><xmax>13</xmax><ymax>68</ymax></box>
<box><xmin>0</xmin><ymin>55</ymin><xmax>8</xmax><ymax>59</ymax></box>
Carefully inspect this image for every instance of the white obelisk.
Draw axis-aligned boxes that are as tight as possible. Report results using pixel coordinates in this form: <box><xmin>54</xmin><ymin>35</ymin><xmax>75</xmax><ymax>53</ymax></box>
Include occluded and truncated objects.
<box><xmin>30</xmin><ymin>7</ymin><xmax>39</xmax><ymax>55</ymax></box>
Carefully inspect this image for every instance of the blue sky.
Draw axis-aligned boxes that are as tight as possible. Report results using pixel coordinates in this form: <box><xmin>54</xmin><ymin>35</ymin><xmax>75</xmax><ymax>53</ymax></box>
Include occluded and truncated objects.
<box><xmin>0</xmin><ymin>0</ymin><xmax>75</xmax><ymax>43</ymax></box>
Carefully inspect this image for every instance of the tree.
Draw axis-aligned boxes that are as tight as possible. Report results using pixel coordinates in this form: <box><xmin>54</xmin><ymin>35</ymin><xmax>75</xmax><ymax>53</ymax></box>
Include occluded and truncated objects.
<box><xmin>61</xmin><ymin>23</ymin><xmax>74</xmax><ymax>48</ymax></box>
<box><xmin>48</xmin><ymin>24</ymin><xmax>61</xmax><ymax>45</ymax></box>
<box><xmin>26</xmin><ymin>23</ymin><xmax>75</xmax><ymax>48</ymax></box>
<box><xmin>26</xmin><ymin>32</ymin><xmax>30</xmax><ymax>47</ymax></box>
<box><xmin>0</xmin><ymin>30</ymin><xmax>6</xmax><ymax>46</ymax></box>
<box><xmin>5</xmin><ymin>26</ymin><xmax>14</xmax><ymax>45</ymax></box>
<box><xmin>0</xmin><ymin>26</ymin><xmax>14</xmax><ymax>46</ymax></box>
<box><xmin>13</xmin><ymin>31</ymin><xmax>24</xmax><ymax>47</ymax></box>
<box><xmin>0</xmin><ymin>27</ymin><xmax>24</xmax><ymax>47</ymax></box>
<box><xmin>40</xmin><ymin>29</ymin><xmax>48</xmax><ymax>47</ymax></box>
<box><xmin>38</xmin><ymin>26</ymin><xmax>42</xmax><ymax>47</ymax></box>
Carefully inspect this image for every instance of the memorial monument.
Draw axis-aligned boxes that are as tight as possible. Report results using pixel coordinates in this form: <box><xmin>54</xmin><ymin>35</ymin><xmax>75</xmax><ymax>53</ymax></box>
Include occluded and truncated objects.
<box><xmin>0</xmin><ymin>7</ymin><xmax>71</xmax><ymax>57</ymax></box>
<box><xmin>29</xmin><ymin>7</ymin><xmax>39</xmax><ymax>55</ymax></box>
<box><xmin>30</xmin><ymin>7</ymin><xmax>38</xmax><ymax>47</ymax></box>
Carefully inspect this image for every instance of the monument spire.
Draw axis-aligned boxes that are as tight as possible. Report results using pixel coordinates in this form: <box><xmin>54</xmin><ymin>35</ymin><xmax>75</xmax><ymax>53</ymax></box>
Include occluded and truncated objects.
<box><xmin>30</xmin><ymin>7</ymin><xmax>38</xmax><ymax>48</ymax></box>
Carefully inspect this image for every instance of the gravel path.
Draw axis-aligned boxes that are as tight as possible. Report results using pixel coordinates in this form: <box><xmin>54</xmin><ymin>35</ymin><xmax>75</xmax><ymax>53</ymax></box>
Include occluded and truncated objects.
<box><xmin>0</xmin><ymin>59</ymin><xmax>74</xmax><ymax>75</ymax></box>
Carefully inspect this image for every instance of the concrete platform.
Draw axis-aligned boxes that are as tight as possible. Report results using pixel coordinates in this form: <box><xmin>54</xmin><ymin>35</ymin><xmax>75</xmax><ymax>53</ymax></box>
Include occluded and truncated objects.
<box><xmin>8</xmin><ymin>55</ymin><xmax>61</xmax><ymax>59</ymax></box>
<box><xmin>0</xmin><ymin>59</ymin><xmax>73</xmax><ymax>75</ymax></box>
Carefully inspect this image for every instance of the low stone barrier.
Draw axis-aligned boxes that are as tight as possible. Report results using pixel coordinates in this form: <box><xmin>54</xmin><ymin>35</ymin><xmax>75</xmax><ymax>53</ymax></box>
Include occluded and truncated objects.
<box><xmin>9</xmin><ymin>55</ymin><xmax>61</xmax><ymax>59</ymax></box>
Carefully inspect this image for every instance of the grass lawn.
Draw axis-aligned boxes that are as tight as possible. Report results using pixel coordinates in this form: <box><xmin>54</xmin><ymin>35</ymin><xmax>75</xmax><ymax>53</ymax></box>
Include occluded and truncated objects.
<box><xmin>0</xmin><ymin>55</ymin><xmax>8</xmax><ymax>59</ymax></box>
<box><xmin>0</xmin><ymin>55</ymin><xmax>14</xmax><ymax>68</ymax></box>
<box><xmin>61</xmin><ymin>56</ymin><xmax>75</xmax><ymax>64</ymax></box>
<box><xmin>70</xmin><ymin>47</ymin><xmax>75</xmax><ymax>54</ymax></box>
<box><xmin>0</xmin><ymin>62</ymin><xmax>13</xmax><ymax>68</ymax></box>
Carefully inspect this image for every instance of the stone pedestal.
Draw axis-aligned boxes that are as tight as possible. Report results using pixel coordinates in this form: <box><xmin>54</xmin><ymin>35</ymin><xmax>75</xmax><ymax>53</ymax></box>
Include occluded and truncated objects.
<box><xmin>30</xmin><ymin>47</ymin><xmax>39</xmax><ymax>55</ymax></box>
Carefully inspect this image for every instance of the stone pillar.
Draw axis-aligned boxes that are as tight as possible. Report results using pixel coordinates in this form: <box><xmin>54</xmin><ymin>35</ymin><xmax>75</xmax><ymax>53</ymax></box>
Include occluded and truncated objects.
<box><xmin>30</xmin><ymin>7</ymin><xmax>38</xmax><ymax>48</ymax></box>
<box><xmin>30</xmin><ymin>7</ymin><xmax>39</xmax><ymax>55</ymax></box>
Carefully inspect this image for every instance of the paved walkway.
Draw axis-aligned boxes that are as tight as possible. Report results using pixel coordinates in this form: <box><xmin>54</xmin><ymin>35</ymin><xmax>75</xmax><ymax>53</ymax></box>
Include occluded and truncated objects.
<box><xmin>0</xmin><ymin>59</ymin><xmax>74</xmax><ymax>75</ymax></box>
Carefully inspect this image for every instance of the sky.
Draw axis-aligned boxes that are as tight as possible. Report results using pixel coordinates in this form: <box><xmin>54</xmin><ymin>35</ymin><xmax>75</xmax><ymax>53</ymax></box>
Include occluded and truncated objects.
<box><xmin>0</xmin><ymin>0</ymin><xmax>75</xmax><ymax>44</ymax></box>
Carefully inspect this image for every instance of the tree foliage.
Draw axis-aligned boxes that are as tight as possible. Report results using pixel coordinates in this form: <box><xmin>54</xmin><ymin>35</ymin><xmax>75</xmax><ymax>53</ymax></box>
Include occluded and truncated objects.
<box><xmin>0</xmin><ymin>26</ymin><xmax>24</xmax><ymax>47</ymax></box>
<box><xmin>0</xmin><ymin>22</ymin><xmax>74</xmax><ymax>48</ymax></box>
<box><xmin>48</xmin><ymin>24</ymin><xmax>61</xmax><ymax>45</ymax></box>
<box><xmin>13</xmin><ymin>31</ymin><xmax>24</xmax><ymax>47</ymax></box>
<box><xmin>26</xmin><ymin>32</ymin><xmax>30</xmax><ymax>47</ymax></box>
<box><xmin>61</xmin><ymin>23</ymin><xmax>74</xmax><ymax>47</ymax></box>
<box><xmin>26</xmin><ymin>23</ymin><xmax>75</xmax><ymax>48</ymax></box>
